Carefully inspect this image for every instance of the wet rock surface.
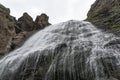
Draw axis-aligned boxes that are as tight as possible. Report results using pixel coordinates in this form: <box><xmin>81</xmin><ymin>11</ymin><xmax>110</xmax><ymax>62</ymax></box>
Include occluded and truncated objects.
<box><xmin>0</xmin><ymin>21</ymin><xmax>120</xmax><ymax>80</ymax></box>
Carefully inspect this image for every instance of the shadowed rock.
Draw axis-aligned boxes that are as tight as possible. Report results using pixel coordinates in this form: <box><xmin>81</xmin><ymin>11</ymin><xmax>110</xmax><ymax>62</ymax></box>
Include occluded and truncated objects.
<box><xmin>34</xmin><ymin>13</ymin><xmax>51</xmax><ymax>30</ymax></box>
<box><xmin>17</xmin><ymin>12</ymin><xmax>35</xmax><ymax>33</ymax></box>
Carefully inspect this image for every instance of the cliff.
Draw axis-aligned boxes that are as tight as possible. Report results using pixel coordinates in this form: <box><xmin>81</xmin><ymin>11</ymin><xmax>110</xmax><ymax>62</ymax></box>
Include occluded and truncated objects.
<box><xmin>0</xmin><ymin>3</ymin><xmax>51</xmax><ymax>56</ymax></box>
<box><xmin>87</xmin><ymin>0</ymin><xmax>120</xmax><ymax>33</ymax></box>
<box><xmin>0</xmin><ymin>3</ymin><xmax>16</xmax><ymax>55</ymax></box>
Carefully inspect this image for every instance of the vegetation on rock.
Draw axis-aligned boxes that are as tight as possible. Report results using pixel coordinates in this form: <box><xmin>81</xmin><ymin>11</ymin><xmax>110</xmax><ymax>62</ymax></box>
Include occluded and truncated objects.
<box><xmin>87</xmin><ymin>0</ymin><xmax>120</xmax><ymax>33</ymax></box>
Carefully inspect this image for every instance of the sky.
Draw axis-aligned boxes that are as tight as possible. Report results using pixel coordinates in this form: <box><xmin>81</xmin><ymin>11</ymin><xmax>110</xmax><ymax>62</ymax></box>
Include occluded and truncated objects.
<box><xmin>0</xmin><ymin>0</ymin><xmax>96</xmax><ymax>24</ymax></box>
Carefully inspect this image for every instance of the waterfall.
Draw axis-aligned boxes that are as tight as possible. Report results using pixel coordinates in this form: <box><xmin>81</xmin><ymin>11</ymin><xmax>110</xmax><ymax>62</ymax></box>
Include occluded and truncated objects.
<box><xmin>0</xmin><ymin>20</ymin><xmax>120</xmax><ymax>80</ymax></box>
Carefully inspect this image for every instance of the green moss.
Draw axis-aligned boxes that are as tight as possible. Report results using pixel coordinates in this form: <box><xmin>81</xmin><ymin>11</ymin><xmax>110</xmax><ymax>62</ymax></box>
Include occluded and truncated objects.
<box><xmin>110</xmin><ymin>23</ymin><xmax>120</xmax><ymax>32</ymax></box>
<box><xmin>86</xmin><ymin>0</ymin><xmax>120</xmax><ymax>33</ymax></box>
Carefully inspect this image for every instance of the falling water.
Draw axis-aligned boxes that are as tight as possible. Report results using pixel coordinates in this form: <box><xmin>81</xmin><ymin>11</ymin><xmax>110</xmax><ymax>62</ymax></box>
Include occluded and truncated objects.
<box><xmin>0</xmin><ymin>20</ymin><xmax>120</xmax><ymax>80</ymax></box>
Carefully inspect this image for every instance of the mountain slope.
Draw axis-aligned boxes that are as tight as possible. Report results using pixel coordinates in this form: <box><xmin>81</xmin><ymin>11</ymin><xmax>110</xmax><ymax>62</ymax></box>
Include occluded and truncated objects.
<box><xmin>87</xmin><ymin>0</ymin><xmax>120</xmax><ymax>33</ymax></box>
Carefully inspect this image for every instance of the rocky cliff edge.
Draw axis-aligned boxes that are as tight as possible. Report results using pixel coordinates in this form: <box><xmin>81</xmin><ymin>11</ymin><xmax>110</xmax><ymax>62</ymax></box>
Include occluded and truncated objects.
<box><xmin>0</xmin><ymin>3</ymin><xmax>51</xmax><ymax>56</ymax></box>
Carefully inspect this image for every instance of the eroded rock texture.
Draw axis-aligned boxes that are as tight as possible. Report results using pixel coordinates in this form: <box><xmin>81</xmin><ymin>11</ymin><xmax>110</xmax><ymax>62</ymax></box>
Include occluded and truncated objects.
<box><xmin>35</xmin><ymin>13</ymin><xmax>51</xmax><ymax>30</ymax></box>
<box><xmin>17</xmin><ymin>12</ymin><xmax>35</xmax><ymax>33</ymax></box>
<box><xmin>87</xmin><ymin>0</ymin><xmax>120</xmax><ymax>32</ymax></box>
<box><xmin>12</xmin><ymin>13</ymin><xmax>51</xmax><ymax>50</ymax></box>
<box><xmin>0</xmin><ymin>4</ymin><xmax>16</xmax><ymax>55</ymax></box>
<box><xmin>0</xmin><ymin>4</ymin><xmax>51</xmax><ymax>56</ymax></box>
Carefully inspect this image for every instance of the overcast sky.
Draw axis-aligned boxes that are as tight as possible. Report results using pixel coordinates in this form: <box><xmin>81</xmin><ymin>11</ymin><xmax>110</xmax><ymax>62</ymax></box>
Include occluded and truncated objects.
<box><xmin>0</xmin><ymin>0</ymin><xmax>95</xmax><ymax>24</ymax></box>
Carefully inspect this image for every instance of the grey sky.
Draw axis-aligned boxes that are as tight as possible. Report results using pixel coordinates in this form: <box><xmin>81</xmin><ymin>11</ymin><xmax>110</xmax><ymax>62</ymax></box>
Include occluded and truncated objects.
<box><xmin>0</xmin><ymin>0</ymin><xmax>95</xmax><ymax>24</ymax></box>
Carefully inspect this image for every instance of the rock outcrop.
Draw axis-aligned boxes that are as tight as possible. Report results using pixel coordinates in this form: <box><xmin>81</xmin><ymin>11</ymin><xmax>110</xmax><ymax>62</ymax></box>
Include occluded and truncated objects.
<box><xmin>87</xmin><ymin>0</ymin><xmax>120</xmax><ymax>32</ymax></box>
<box><xmin>17</xmin><ymin>12</ymin><xmax>35</xmax><ymax>33</ymax></box>
<box><xmin>12</xmin><ymin>13</ymin><xmax>51</xmax><ymax>50</ymax></box>
<box><xmin>11</xmin><ymin>31</ymin><xmax>28</xmax><ymax>49</ymax></box>
<box><xmin>34</xmin><ymin>13</ymin><xmax>51</xmax><ymax>30</ymax></box>
<box><xmin>0</xmin><ymin>4</ymin><xmax>51</xmax><ymax>56</ymax></box>
<box><xmin>0</xmin><ymin>4</ymin><xmax>16</xmax><ymax>56</ymax></box>
<box><xmin>0</xmin><ymin>3</ymin><xmax>10</xmax><ymax>14</ymax></box>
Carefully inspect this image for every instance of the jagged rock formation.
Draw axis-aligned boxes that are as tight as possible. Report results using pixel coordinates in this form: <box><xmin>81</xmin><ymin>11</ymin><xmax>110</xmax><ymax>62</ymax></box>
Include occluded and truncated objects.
<box><xmin>87</xmin><ymin>0</ymin><xmax>120</xmax><ymax>32</ymax></box>
<box><xmin>0</xmin><ymin>4</ymin><xmax>16</xmax><ymax>56</ymax></box>
<box><xmin>0</xmin><ymin>4</ymin><xmax>51</xmax><ymax>56</ymax></box>
<box><xmin>12</xmin><ymin>13</ymin><xmax>35</xmax><ymax>49</ymax></box>
<box><xmin>12</xmin><ymin>13</ymin><xmax>51</xmax><ymax>50</ymax></box>
<box><xmin>35</xmin><ymin>13</ymin><xmax>51</xmax><ymax>29</ymax></box>
<box><xmin>17</xmin><ymin>12</ymin><xmax>35</xmax><ymax>33</ymax></box>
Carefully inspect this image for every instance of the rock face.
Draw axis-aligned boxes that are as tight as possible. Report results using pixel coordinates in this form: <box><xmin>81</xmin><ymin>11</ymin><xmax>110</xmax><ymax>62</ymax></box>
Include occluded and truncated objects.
<box><xmin>0</xmin><ymin>3</ymin><xmax>10</xmax><ymax>14</ymax></box>
<box><xmin>12</xmin><ymin>13</ymin><xmax>51</xmax><ymax>50</ymax></box>
<box><xmin>0</xmin><ymin>21</ymin><xmax>120</xmax><ymax>80</ymax></box>
<box><xmin>35</xmin><ymin>13</ymin><xmax>51</xmax><ymax>29</ymax></box>
<box><xmin>87</xmin><ymin>0</ymin><xmax>120</xmax><ymax>32</ymax></box>
<box><xmin>17</xmin><ymin>13</ymin><xmax>35</xmax><ymax>33</ymax></box>
<box><xmin>0</xmin><ymin>4</ymin><xmax>51</xmax><ymax>56</ymax></box>
<box><xmin>0</xmin><ymin>4</ymin><xmax>16</xmax><ymax>55</ymax></box>
<box><xmin>11</xmin><ymin>31</ymin><xmax>28</xmax><ymax>49</ymax></box>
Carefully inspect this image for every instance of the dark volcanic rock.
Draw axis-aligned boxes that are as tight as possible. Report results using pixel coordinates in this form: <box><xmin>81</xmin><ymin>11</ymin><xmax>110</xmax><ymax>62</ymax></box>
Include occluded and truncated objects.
<box><xmin>17</xmin><ymin>12</ymin><xmax>35</xmax><ymax>33</ymax></box>
<box><xmin>87</xmin><ymin>0</ymin><xmax>120</xmax><ymax>32</ymax></box>
<box><xmin>35</xmin><ymin>13</ymin><xmax>51</xmax><ymax>30</ymax></box>
<box><xmin>0</xmin><ymin>4</ymin><xmax>16</xmax><ymax>55</ymax></box>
